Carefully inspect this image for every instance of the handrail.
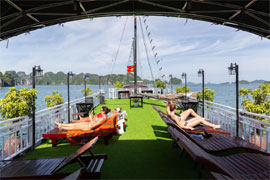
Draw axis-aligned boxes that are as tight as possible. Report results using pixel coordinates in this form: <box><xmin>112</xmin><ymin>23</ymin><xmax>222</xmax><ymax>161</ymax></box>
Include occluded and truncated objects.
<box><xmin>198</xmin><ymin>100</ymin><xmax>270</xmax><ymax>152</ymax></box>
<box><xmin>0</xmin><ymin>92</ymin><xmax>101</xmax><ymax>160</ymax></box>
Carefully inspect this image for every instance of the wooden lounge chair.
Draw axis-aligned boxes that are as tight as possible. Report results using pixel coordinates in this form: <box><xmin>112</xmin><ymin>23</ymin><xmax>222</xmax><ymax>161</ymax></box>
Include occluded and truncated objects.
<box><xmin>43</xmin><ymin>113</ymin><xmax>119</xmax><ymax>146</ymax></box>
<box><xmin>153</xmin><ymin>106</ymin><xmax>268</xmax><ymax>155</ymax></box>
<box><xmin>0</xmin><ymin>137</ymin><xmax>107</xmax><ymax>179</ymax></box>
<box><xmin>67</xmin><ymin>113</ymin><xmax>119</xmax><ymax>145</ymax></box>
<box><xmin>168</xmin><ymin>126</ymin><xmax>270</xmax><ymax>179</ymax></box>
<box><xmin>42</xmin><ymin>128</ymin><xmax>68</xmax><ymax>147</ymax></box>
<box><xmin>153</xmin><ymin>106</ymin><xmax>231</xmax><ymax>135</ymax></box>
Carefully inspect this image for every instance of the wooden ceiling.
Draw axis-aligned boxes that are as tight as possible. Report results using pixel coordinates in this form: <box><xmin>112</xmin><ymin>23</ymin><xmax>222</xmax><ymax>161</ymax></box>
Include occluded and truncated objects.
<box><xmin>1</xmin><ymin>0</ymin><xmax>269</xmax><ymax>41</ymax></box>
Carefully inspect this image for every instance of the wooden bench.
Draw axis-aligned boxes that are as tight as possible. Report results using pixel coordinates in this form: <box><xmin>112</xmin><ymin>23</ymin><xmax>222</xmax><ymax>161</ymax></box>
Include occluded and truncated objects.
<box><xmin>0</xmin><ymin>137</ymin><xmax>107</xmax><ymax>179</ymax></box>
<box><xmin>153</xmin><ymin>106</ymin><xmax>269</xmax><ymax>155</ymax></box>
<box><xmin>168</xmin><ymin>126</ymin><xmax>270</xmax><ymax>179</ymax></box>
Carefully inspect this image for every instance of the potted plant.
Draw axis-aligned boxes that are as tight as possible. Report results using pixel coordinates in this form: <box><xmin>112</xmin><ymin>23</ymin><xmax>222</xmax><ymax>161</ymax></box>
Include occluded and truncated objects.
<box><xmin>133</xmin><ymin>98</ymin><xmax>139</xmax><ymax>107</ymax></box>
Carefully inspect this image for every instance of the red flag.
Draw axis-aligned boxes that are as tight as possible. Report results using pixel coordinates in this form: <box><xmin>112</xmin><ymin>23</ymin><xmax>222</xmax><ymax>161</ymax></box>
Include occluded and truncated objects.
<box><xmin>127</xmin><ymin>65</ymin><xmax>135</xmax><ymax>73</ymax></box>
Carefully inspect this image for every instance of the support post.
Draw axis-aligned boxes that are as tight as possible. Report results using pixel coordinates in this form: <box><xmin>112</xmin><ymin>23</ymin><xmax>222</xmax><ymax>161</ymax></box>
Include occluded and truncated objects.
<box><xmin>202</xmin><ymin>70</ymin><xmax>205</xmax><ymax>117</ymax></box>
<box><xmin>236</xmin><ymin>64</ymin><xmax>239</xmax><ymax>137</ymax></box>
<box><xmin>133</xmin><ymin>16</ymin><xmax>137</xmax><ymax>95</ymax></box>
<box><xmin>185</xmin><ymin>75</ymin><xmax>187</xmax><ymax>99</ymax></box>
<box><xmin>84</xmin><ymin>76</ymin><xmax>87</xmax><ymax>103</ymax></box>
<box><xmin>32</xmin><ymin>67</ymin><xmax>35</xmax><ymax>150</ymax></box>
<box><xmin>67</xmin><ymin>74</ymin><xmax>70</xmax><ymax>123</ymax></box>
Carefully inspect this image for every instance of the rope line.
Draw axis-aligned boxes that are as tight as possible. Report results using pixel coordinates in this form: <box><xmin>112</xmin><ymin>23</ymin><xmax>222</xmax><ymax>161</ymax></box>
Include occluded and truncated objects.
<box><xmin>107</xmin><ymin>16</ymin><xmax>128</xmax><ymax>84</ymax></box>
<box><xmin>139</xmin><ymin>16</ymin><xmax>155</xmax><ymax>82</ymax></box>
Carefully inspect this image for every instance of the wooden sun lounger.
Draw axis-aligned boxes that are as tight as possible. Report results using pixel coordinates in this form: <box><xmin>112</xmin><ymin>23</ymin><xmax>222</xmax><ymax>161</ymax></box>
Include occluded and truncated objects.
<box><xmin>153</xmin><ymin>106</ymin><xmax>231</xmax><ymax>135</ymax></box>
<box><xmin>168</xmin><ymin>127</ymin><xmax>270</xmax><ymax>179</ymax></box>
<box><xmin>42</xmin><ymin>128</ymin><xmax>68</xmax><ymax>147</ymax></box>
<box><xmin>153</xmin><ymin>106</ymin><xmax>268</xmax><ymax>155</ymax></box>
<box><xmin>0</xmin><ymin>137</ymin><xmax>107</xmax><ymax>179</ymax></box>
<box><xmin>43</xmin><ymin>114</ymin><xmax>119</xmax><ymax>147</ymax></box>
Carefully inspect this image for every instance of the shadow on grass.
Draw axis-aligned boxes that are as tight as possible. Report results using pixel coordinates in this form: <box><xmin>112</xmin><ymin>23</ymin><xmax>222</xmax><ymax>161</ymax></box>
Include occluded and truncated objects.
<box><xmin>22</xmin><ymin>137</ymin><xmax>199</xmax><ymax>179</ymax></box>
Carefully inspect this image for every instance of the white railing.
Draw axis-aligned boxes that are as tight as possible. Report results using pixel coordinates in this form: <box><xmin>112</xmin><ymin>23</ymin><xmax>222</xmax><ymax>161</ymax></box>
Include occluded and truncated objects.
<box><xmin>197</xmin><ymin>100</ymin><xmax>270</xmax><ymax>153</ymax></box>
<box><xmin>109</xmin><ymin>87</ymin><xmax>174</xmax><ymax>99</ymax></box>
<box><xmin>0</xmin><ymin>92</ymin><xmax>101</xmax><ymax>160</ymax></box>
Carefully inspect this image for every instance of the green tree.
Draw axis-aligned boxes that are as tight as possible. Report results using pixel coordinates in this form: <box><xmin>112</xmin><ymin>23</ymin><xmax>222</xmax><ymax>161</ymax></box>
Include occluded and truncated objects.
<box><xmin>81</xmin><ymin>87</ymin><xmax>93</xmax><ymax>96</ymax></box>
<box><xmin>0</xmin><ymin>87</ymin><xmax>37</xmax><ymax>119</ymax></box>
<box><xmin>44</xmin><ymin>91</ymin><xmax>64</xmax><ymax>108</ymax></box>
<box><xmin>170</xmin><ymin>77</ymin><xmax>182</xmax><ymax>84</ymax></box>
<box><xmin>196</xmin><ymin>87</ymin><xmax>215</xmax><ymax>102</ymax></box>
<box><xmin>114</xmin><ymin>81</ymin><xmax>124</xmax><ymax>88</ymax></box>
<box><xmin>154</xmin><ymin>79</ymin><xmax>166</xmax><ymax>89</ymax></box>
<box><xmin>176</xmin><ymin>86</ymin><xmax>190</xmax><ymax>93</ymax></box>
<box><xmin>240</xmin><ymin>83</ymin><xmax>270</xmax><ymax>122</ymax></box>
<box><xmin>3</xmin><ymin>72</ymin><xmax>14</xmax><ymax>86</ymax></box>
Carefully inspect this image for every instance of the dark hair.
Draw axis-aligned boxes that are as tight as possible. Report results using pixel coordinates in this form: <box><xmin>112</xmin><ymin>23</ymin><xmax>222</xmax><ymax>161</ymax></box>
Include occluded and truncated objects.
<box><xmin>169</xmin><ymin>103</ymin><xmax>177</xmax><ymax>111</ymax></box>
<box><xmin>102</xmin><ymin>106</ymin><xmax>110</xmax><ymax>114</ymax></box>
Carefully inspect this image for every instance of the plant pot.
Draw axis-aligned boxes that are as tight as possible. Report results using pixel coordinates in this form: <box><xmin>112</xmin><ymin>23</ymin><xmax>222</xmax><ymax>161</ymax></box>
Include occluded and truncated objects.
<box><xmin>133</xmin><ymin>102</ymin><xmax>139</xmax><ymax>107</ymax></box>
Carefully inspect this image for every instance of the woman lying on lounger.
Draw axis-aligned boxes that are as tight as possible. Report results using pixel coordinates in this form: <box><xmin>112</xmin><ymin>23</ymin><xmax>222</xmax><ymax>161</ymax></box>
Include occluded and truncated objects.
<box><xmin>167</xmin><ymin>102</ymin><xmax>220</xmax><ymax>130</ymax></box>
<box><xmin>55</xmin><ymin>106</ymin><xmax>110</xmax><ymax>131</ymax></box>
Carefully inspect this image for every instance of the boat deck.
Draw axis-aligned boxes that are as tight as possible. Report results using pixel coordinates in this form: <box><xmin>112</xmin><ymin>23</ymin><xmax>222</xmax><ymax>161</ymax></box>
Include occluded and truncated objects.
<box><xmin>22</xmin><ymin>98</ymin><xmax>199</xmax><ymax>179</ymax></box>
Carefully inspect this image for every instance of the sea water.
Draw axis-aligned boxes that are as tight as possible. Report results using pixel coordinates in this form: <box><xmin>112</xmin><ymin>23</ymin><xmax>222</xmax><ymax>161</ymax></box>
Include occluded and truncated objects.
<box><xmin>0</xmin><ymin>83</ymin><xmax>264</xmax><ymax>111</ymax></box>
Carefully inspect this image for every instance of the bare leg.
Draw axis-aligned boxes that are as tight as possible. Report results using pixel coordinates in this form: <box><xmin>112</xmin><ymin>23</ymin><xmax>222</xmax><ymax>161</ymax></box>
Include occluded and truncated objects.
<box><xmin>89</xmin><ymin>115</ymin><xmax>95</xmax><ymax>126</ymax></box>
<box><xmin>186</xmin><ymin>117</ymin><xmax>221</xmax><ymax>129</ymax></box>
<box><xmin>181</xmin><ymin>109</ymin><xmax>200</xmax><ymax>121</ymax></box>
<box><xmin>55</xmin><ymin>121</ymin><xmax>91</xmax><ymax>130</ymax></box>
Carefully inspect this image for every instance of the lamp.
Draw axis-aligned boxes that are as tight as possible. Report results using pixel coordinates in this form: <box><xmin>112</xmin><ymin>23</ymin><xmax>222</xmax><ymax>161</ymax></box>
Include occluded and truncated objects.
<box><xmin>181</xmin><ymin>72</ymin><xmax>187</xmax><ymax>99</ymax></box>
<box><xmin>67</xmin><ymin>71</ymin><xmax>75</xmax><ymax>123</ymax></box>
<box><xmin>198</xmin><ymin>69</ymin><xmax>205</xmax><ymax>117</ymax></box>
<box><xmin>228</xmin><ymin>63</ymin><xmax>236</xmax><ymax>75</ymax></box>
<box><xmin>32</xmin><ymin>65</ymin><xmax>43</xmax><ymax>149</ymax></box>
<box><xmin>83</xmin><ymin>74</ymin><xmax>90</xmax><ymax>103</ymax></box>
<box><xmin>169</xmin><ymin>74</ymin><xmax>173</xmax><ymax>93</ymax></box>
<box><xmin>228</xmin><ymin>63</ymin><xmax>239</xmax><ymax>136</ymax></box>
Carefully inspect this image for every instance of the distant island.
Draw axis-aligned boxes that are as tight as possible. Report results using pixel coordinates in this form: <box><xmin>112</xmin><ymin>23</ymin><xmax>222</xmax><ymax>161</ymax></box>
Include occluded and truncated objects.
<box><xmin>219</xmin><ymin>80</ymin><xmax>268</xmax><ymax>85</ymax></box>
<box><xmin>0</xmin><ymin>70</ymin><xmax>267</xmax><ymax>87</ymax></box>
<box><xmin>0</xmin><ymin>70</ymin><xmax>182</xmax><ymax>87</ymax></box>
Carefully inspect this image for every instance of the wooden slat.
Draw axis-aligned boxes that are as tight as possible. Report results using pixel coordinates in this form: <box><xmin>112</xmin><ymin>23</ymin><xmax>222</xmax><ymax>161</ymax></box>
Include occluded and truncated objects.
<box><xmin>168</xmin><ymin>126</ymin><xmax>270</xmax><ymax>179</ymax></box>
<box><xmin>95</xmin><ymin>159</ymin><xmax>104</xmax><ymax>173</ymax></box>
<box><xmin>0</xmin><ymin>158</ymin><xmax>65</xmax><ymax>178</ymax></box>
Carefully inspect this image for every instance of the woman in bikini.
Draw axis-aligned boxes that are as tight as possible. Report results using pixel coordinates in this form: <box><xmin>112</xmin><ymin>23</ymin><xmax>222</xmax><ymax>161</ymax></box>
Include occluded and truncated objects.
<box><xmin>55</xmin><ymin>106</ymin><xmax>110</xmax><ymax>131</ymax></box>
<box><xmin>167</xmin><ymin>102</ymin><xmax>220</xmax><ymax>130</ymax></box>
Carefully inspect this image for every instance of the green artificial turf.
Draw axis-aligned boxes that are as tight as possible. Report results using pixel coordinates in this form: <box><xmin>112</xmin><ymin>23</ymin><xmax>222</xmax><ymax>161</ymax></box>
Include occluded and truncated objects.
<box><xmin>23</xmin><ymin>98</ymin><xmax>199</xmax><ymax>179</ymax></box>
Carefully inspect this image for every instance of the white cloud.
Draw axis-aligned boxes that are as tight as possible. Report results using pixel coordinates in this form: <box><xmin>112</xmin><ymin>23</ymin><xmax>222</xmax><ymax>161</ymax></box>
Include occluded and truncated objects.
<box><xmin>0</xmin><ymin>16</ymin><xmax>269</xmax><ymax>83</ymax></box>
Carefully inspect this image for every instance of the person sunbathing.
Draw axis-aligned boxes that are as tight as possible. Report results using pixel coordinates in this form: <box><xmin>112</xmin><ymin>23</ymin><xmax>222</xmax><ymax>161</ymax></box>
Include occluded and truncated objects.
<box><xmin>167</xmin><ymin>103</ymin><xmax>220</xmax><ymax>130</ymax></box>
<box><xmin>55</xmin><ymin>106</ymin><xmax>110</xmax><ymax>131</ymax></box>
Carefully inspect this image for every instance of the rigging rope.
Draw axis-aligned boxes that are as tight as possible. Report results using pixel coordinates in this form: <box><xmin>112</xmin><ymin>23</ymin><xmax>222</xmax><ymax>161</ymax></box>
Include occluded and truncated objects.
<box><xmin>142</xmin><ymin>16</ymin><xmax>165</xmax><ymax>81</ymax></box>
<box><xmin>107</xmin><ymin>17</ymin><xmax>128</xmax><ymax>85</ymax></box>
<box><xmin>124</xmin><ymin>38</ymin><xmax>134</xmax><ymax>84</ymax></box>
<box><xmin>137</xmin><ymin>37</ymin><xmax>144</xmax><ymax>80</ymax></box>
<box><xmin>139</xmin><ymin>17</ymin><xmax>155</xmax><ymax>83</ymax></box>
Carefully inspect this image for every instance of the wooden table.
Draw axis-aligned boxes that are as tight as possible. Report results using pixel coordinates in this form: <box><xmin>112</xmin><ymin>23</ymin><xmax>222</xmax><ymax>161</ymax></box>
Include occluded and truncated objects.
<box><xmin>129</xmin><ymin>95</ymin><xmax>143</xmax><ymax>108</ymax></box>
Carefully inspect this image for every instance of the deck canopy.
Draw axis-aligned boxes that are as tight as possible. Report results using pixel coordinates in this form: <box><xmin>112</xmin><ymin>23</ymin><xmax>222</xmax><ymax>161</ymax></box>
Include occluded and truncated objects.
<box><xmin>0</xmin><ymin>0</ymin><xmax>269</xmax><ymax>41</ymax></box>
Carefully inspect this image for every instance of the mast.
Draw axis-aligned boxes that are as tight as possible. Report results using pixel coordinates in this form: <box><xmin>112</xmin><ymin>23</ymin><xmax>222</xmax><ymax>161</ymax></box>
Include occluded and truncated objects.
<box><xmin>133</xmin><ymin>16</ymin><xmax>137</xmax><ymax>95</ymax></box>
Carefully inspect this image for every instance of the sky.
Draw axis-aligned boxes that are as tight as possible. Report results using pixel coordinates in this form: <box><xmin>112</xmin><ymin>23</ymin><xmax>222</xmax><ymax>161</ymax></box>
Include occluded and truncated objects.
<box><xmin>0</xmin><ymin>16</ymin><xmax>269</xmax><ymax>83</ymax></box>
